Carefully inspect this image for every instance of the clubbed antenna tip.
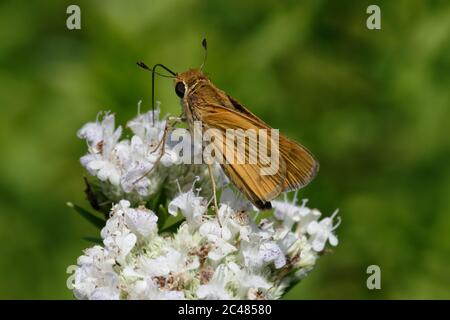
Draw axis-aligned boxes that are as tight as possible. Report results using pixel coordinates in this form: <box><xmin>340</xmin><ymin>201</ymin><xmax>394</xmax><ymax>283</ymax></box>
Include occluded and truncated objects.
<box><xmin>137</xmin><ymin>61</ymin><xmax>151</xmax><ymax>71</ymax></box>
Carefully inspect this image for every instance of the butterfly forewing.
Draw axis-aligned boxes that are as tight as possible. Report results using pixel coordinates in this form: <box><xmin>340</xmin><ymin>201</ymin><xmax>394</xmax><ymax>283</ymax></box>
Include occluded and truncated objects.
<box><xmin>177</xmin><ymin>68</ymin><xmax>319</xmax><ymax>209</ymax></box>
<box><xmin>193</xmin><ymin>103</ymin><xmax>317</xmax><ymax>208</ymax></box>
<box><xmin>224</xmin><ymin>94</ymin><xmax>319</xmax><ymax>190</ymax></box>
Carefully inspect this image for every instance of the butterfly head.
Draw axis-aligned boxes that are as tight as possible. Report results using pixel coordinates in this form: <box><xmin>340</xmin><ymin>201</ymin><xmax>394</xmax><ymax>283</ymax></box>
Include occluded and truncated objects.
<box><xmin>174</xmin><ymin>69</ymin><xmax>207</xmax><ymax>99</ymax></box>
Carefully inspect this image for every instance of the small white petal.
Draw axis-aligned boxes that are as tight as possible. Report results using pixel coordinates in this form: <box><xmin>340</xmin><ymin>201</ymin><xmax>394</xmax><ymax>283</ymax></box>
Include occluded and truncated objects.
<box><xmin>307</xmin><ymin>221</ymin><xmax>320</xmax><ymax>235</ymax></box>
<box><xmin>125</xmin><ymin>207</ymin><xmax>158</xmax><ymax>238</ymax></box>
<box><xmin>328</xmin><ymin>233</ymin><xmax>338</xmax><ymax>246</ymax></box>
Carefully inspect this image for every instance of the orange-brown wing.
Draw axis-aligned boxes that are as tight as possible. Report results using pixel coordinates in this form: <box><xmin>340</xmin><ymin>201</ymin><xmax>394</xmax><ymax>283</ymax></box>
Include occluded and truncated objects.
<box><xmin>194</xmin><ymin>103</ymin><xmax>287</xmax><ymax>208</ymax></box>
<box><xmin>195</xmin><ymin>102</ymin><xmax>318</xmax><ymax>197</ymax></box>
<box><xmin>226</xmin><ymin>95</ymin><xmax>319</xmax><ymax>191</ymax></box>
<box><xmin>278</xmin><ymin>135</ymin><xmax>319</xmax><ymax>191</ymax></box>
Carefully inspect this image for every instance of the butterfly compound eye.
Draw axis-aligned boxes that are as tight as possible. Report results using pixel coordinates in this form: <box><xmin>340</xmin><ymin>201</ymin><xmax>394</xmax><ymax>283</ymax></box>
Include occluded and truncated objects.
<box><xmin>175</xmin><ymin>82</ymin><xmax>186</xmax><ymax>98</ymax></box>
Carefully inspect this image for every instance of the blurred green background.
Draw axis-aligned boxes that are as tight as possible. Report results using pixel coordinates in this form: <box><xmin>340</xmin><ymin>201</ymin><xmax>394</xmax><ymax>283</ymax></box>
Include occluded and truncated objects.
<box><xmin>0</xmin><ymin>0</ymin><xmax>449</xmax><ymax>299</ymax></box>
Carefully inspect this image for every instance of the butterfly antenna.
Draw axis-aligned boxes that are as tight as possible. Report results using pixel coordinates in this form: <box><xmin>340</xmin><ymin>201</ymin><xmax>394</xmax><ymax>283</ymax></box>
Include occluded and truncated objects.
<box><xmin>137</xmin><ymin>62</ymin><xmax>176</xmax><ymax>125</ymax></box>
<box><xmin>200</xmin><ymin>38</ymin><xmax>208</xmax><ymax>71</ymax></box>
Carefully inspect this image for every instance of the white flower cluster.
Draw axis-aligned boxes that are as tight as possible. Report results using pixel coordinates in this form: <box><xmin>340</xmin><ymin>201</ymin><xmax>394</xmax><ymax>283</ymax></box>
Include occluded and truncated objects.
<box><xmin>71</xmin><ymin>188</ymin><xmax>340</xmax><ymax>300</ymax></box>
<box><xmin>71</xmin><ymin>104</ymin><xmax>340</xmax><ymax>300</ymax></box>
<box><xmin>77</xmin><ymin>104</ymin><xmax>211</xmax><ymax>203</ymax></box>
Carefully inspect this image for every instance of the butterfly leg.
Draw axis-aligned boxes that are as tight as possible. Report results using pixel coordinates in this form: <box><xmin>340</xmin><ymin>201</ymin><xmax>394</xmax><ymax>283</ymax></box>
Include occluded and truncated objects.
<box><xmin>133</xmin><ymin>116</ymin><xmax>183</xmax><ymax>184</ymax></box>
<box><xmin>207</xmin><ymin>164</ymin><xmax>222</xmax><ymax>226</ymax></box>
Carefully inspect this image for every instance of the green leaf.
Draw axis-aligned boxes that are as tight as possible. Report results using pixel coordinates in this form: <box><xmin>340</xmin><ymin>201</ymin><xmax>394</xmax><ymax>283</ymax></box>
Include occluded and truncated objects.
<box><xmin>67</xmin><ymin>202</ymin><xmax>106</xmax><ymax>230</ymax></box>
<box><xmin>151</xmin><ymin>187</ymin><xmax>167</xmax><ymax>211</ymax></box>
<box><xmin>148</xmin><ymin>186</ymin><xmax>171</xmax><ymax>231</ymax></box>
<box><xmin>83</xmin><ymin>176</ymin><xmax>113</xmax><ymax>217</ymax></box>
<box><xmin>156</xmin><ymin>204</ymin><xmax>168</xmax><ymax>230</ymax></box>
<box><xmin>160</xmin><ymin>218</ymin><xmax>184</xmax><ymax>234</ymax></box>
